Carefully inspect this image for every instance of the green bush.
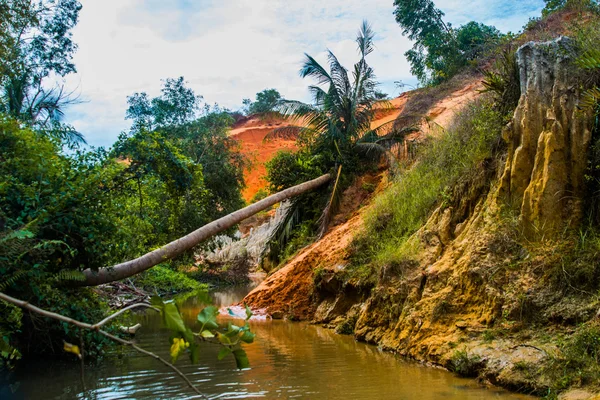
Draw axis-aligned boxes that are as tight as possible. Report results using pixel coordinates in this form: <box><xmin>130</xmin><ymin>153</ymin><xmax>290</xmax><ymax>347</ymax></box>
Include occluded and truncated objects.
<box><xmin>448</xmin><ymin>349</ymin><xmax>485</xmax><ymax>377</ymax></box>
<box><xmin>348</xmin><ymin>99</ymin><xmax>505</xmax><ymax>282</ymax></box>
<box><xmin>544</xmin><ymin>322</ymin><xmax>600</xmax><ymax>396</ymax></box>
<box><xmin>132</xmin><ymin>265</ymin><xmax>207</xmax><ymax>295</ymax></box>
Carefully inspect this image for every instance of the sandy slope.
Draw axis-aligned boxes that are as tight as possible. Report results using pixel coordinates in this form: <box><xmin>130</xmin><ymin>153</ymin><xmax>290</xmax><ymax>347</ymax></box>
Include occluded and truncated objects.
<box><xmin>242</xmin><ymin>75</ymin><xmax>483</xmax><ymax>317</ymax></box>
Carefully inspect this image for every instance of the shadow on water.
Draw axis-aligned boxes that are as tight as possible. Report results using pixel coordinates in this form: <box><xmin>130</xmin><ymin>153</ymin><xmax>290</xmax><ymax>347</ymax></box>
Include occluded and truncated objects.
<box><xmin>1</xmin><ymin>283</ymin><xmax>533</xmax><ymax>399</ymax></box>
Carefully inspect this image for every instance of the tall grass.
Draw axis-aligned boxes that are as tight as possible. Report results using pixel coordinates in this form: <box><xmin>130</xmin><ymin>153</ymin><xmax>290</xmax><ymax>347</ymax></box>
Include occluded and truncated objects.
<box><xmin>348</xmin><ymin>98</ymin><xmax>505</xmax><ymax>282</ymax></box>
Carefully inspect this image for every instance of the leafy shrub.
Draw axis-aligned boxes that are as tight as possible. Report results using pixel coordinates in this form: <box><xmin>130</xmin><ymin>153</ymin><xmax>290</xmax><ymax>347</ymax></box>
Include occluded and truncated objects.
<box><xmin>133</xmin><ymin>265</ymin><xmax>206</xmax><ymax>295</ymax></box>
<box><xmin>250</xmin><ymin>188</ymin><xmax>268</xmax><ymax>204</ymax></box>
<box><xmin>243</xmin><ymin>89</ymin><xmax>282</xmax><ymax>115</ymax></box>
<box><xmin>449</xmin><ymin>349</ymin><xmax>485</xmax><ymax>377</ymax></box>
<box><xmin>482</xmin><ymin>46</ymin><xmax>521</xmax><ymax>117</ymax></box>
<box><xmin>543</xmin><ymin>322</ymin><xmax>600</xmax><ymax>395</ymax></box>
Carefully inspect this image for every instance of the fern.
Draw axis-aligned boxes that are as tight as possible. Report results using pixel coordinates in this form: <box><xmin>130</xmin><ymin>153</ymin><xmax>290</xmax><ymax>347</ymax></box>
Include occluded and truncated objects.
<box><xmin>52</xmin><ymin>270</ymin><xmax>86</xmax><ymax>283</ymax></box>
<box><xmin>0</xmin><ymin>270</ymin><xmax>29</xmax><ymax>292</ymax></box>
<box><xmin>580</xmin><ymin>87</ymin><xmax>600</xmax><ymax>111</ymax></box>
<box><xmin>481</xmin><ymin>46</ymin><xmax>521</xmax><ymax>116</ymax></box>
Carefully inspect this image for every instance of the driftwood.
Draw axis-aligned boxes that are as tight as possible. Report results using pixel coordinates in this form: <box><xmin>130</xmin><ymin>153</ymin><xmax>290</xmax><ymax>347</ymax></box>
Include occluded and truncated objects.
<box><xmin>79</xmin><ymin>173</ymin><xmax>331</xmax><ymax>287</ymax></box>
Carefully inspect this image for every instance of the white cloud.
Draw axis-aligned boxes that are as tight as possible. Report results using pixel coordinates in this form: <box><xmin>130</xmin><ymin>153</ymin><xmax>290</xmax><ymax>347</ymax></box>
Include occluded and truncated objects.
<box><xmin>65</xmin><ymin>0</ymin><xmax>544</xmax><ymax>148</ymax></box>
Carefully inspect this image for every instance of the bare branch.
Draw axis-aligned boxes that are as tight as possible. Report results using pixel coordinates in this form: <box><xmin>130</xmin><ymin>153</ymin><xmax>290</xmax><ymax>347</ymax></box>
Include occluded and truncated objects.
<box><xmin>0</xmin><ymin>291</ymin><xmax>206</xmax><ymax>398</ymax></box>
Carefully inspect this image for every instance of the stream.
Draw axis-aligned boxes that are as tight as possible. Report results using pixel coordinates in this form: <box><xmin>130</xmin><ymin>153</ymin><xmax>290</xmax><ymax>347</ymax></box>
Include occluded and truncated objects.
<box><xmin>1</xmin><ymin>284</ymin><xmax>532</xmax><ymax>399</ymax></box>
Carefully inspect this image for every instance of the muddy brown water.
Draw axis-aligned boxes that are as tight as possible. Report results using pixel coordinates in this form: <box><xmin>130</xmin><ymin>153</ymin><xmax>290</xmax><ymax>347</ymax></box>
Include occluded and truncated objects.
<box><xmin>1</xmin><ymin>284</ymin><xmax>532</xmax><ymax>399</ymax></box>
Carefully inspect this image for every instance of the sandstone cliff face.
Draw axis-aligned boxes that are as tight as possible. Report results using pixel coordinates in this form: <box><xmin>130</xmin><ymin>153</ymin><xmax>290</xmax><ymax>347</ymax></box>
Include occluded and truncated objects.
<box><xmin>244</xmin><ymin>38</ymin><xmax>598</xmax><ymax>397</ymax></box>
<box><xmin>332</xmin><ymin>38</ymin><xmax>596</xmax><ymax>395</ymax></box>
<box><xmin>498</xmin><ymin>37</ymin><xmax>592</xmax><ymax>238</ymax></box>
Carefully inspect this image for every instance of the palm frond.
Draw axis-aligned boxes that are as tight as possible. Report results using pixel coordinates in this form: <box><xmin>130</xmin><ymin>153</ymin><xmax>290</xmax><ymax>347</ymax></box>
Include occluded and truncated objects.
<box><xmin>300</xmin><ymin>54</ymin><xmax>335</xmax><ymax>87</ymax></box>
<box><xmin>263</xmin><ymin>125</ymin><xmax>318</xmax><ymax>142</ymax></box>
<box><xmin>327</xmin><ymin>50</ymin><xmax>352</xmax><ymax>98</ymax></box>
<box><xmin>356</xmin><ymin>20</ymin><xmax>375</xmax><ymax>58</ymax></box>
<box><xmin>579</xmin><ymin>87</ymin><xmax>600</xmax><ymax>111</ymax></box>
<box><xmin>317</xmin><ymin>165</ymin><xmax>343</xmax><ymax>238</ymax></box>
<box><xmin>263</xmin><ymin>200</ymin><xmax>302</xmax><ymax>262</ymax></box>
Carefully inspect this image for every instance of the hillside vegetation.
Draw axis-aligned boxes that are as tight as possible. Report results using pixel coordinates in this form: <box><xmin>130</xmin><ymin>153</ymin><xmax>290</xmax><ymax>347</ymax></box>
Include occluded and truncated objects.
<box><xmin>244</xmin><ymin>1</ymin><xmax>600</xmax><ymax>398</ymax></box>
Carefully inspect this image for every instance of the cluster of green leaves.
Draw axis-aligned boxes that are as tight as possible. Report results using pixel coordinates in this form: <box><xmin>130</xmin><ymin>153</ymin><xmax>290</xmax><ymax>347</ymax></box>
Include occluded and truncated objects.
<box><xmin>0</xmin><ymin>0</ymin><xmax>85</xmax><ymax>145</ymax></box>
<box><xmin>125</xmin><ymin>81</ymin><xmax>247</xmax><ymax>220</ymax></box>
<box><xmin>0</xmin><ymin>81</ymin><xmax>248</xmax><ymax>360</ymax></box>
<box><xmin>542</xmin><ymin>322</ymin><xmax>600</xmax><ymax>397</ymax></box>
<box><xmin>242</xmin><ymin>88</ymin><xmax>282</xmax><ymax>115</ymax></box>
<box><xmin>348</xmin><ymin>99</ymin><xmax>505</xmax><ymax>283</ymax></box>
<box><xmin>393</xmin><ymin>0</ymin><xmax>503</xmax><ymax>85</ymax></box>
<box><xmin>152</xmin><ymin>297</ymin><xmax>255</xmax><ymax>369</ymax></box>
<box><xmin>482</xmin><ymin>45</ymin><xmax>521</xmax><ymax>117</ymax></box>
<box><xmin>132</xmin><ymin>265</ymin><xmax>207</xmax><ymax>296</ymax></box>
<box><xmin>542</xmin><ymin>0</ymin><xmax>600</xmax><ymax>17</ymax></box>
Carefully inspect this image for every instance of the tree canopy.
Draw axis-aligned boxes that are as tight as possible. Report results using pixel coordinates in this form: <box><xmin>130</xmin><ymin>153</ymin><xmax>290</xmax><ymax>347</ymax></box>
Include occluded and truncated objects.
<box><xmin>393</xmin><ymin>0</ymin><xmax>502</xmax><ymax>85</ymax></box>
<box><xmin>0</xmin><ymin>0</ymin><xmax>83</xmax><ymax>143</ymax></box>
<box><xmin>242</xmin><ymin>88</ymin><xmax>282</xmax><ymax>115</ymax></box>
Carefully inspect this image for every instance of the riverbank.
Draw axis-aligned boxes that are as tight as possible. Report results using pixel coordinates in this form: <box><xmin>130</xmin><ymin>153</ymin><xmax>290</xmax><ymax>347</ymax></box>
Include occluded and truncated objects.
<box><xmin>2</xmin><ymin>284</ymin><xmax>532</xmax><ymax>399</ymax></box>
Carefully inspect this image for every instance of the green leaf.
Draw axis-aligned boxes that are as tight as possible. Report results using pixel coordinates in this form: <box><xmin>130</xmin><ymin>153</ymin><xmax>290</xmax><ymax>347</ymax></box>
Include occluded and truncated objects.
<box><xmin>217</xmin><ymin>332</ymin><xmax>232</xmax><ymax>345</ymax></box>
<box><xmin>200</xmin><ymin>330</ymin><xmax>214</xmax><ymax>338</ymax></box>
<box><xmin>197</xmin><ymin>306</ymin><xmax>219</xmax><ymax>330</ymax></box>
<box><xmin>227</xmin><ymin>308</ymin><xmax>235</xmax><ymax>317</ymax></box>
<box><xmin>163</xmin><ymin>302</ymin><xmax>186</xmax><ymax>334</ymax></box>
<box><xmin>240</xmin><ymin>330</ymin><xmax>255</xmax><ymax>344</ymax></box>
<box><xmin>225</xmin><ymin>323</ymin><xmax>241</xmax><ymax>338</ymax></box>
<box><xmin>233</xmin><ymin>349</ymin><xmax>250</xmax><ymax>369</ymax></box>
<box><xmin>245</xmin><ymin>304</ymin><xmax>253</xmax><ymax>320</ymax></box>
<box><xmin>217</xmin><ymin>346</ymin><xmax>232</xmax><ymax>361</ymax></box>
<box><xmin>150</xmin><ymin>296</ymin><xmax>164</xmax><ymax>309</ymax></box>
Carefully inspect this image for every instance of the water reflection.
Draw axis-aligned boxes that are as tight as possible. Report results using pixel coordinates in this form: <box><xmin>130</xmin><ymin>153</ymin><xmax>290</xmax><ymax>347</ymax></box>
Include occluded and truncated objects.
<box><xmin>1</xmin><ymin>285</ymin><xmax>532</xmax><ymax>399</ymax></box>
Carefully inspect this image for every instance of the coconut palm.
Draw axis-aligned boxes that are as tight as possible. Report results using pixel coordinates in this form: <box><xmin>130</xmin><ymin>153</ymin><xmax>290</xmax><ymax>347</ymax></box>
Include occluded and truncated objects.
<box><xmin>263</xmin><ymin>21</ymin><xmax>417</xmax><ymax>260</ymax></box>
<box><xmin>270</xmin><ymin>21</ymin><xmax>412</xmax><ymax>159</ymax></box>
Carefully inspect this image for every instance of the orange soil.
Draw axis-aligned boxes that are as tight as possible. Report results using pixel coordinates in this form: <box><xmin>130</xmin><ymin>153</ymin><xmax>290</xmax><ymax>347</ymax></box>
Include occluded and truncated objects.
<box><xmin>230</xmin><ymin>118</ymin><xmax>298</xmax><ymax>202</ymax></box>
<box><xmin>242</xmin><ymin>77</ymin><xmax>484</xmax><ymax>319</ymax></box>
<box><xmin>242</xmin><ymin>172</ymin><xmax>382</xmax><ymax>319</ymax></box>
<box><xmin>232</xmin><ymin>78</ymin><xmax>481</xmax><ymax>204</ymax></box>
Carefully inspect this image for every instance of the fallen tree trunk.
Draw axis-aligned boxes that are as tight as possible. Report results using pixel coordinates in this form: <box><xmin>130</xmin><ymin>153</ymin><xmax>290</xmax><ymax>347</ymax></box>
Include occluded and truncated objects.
<box><xmin>78</xmin><ymin>173</ymin><xmax>332</xmax><ymax>286</ymax></box>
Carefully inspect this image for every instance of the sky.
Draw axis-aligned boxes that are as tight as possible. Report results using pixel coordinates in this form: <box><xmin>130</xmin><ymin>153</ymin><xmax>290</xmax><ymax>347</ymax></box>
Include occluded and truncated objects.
<box><xmin>64</xmin><ymin>0</ymin><xmax>545</xmax><ymax>148</ymax></box>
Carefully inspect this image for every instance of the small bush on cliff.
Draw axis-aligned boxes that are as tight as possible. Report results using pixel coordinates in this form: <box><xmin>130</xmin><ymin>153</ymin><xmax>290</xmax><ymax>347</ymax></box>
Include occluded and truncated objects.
<box><xmin>543</xmin><ymin>322</ymin><xmax>600</xmax><ymax>396</ymax></box>
<box><xmin>448</xmin><ymin>349</ymin><xmax>485</xmax><ymax>377</ymax></box>
<box><xmin>348</xmin><ymin>99</ymin><xmax>505</xmax><ymax>282</ymax></box>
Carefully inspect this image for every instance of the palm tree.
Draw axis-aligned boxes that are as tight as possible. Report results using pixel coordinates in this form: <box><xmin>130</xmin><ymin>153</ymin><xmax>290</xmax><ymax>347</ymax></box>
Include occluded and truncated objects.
<box><xmin>263</xmin><ymin>21</ymin><xmax>416</xmax><ymax>258</ymax></box>
<box><xmin>271</xmin><ymin>21</ymin><xmax>410</xmax><ymax>159</ymax></box>
<box><xmin>1</xmin><ymin>75</ymin><xmax>86</xmax><ymax>145</ymax></box>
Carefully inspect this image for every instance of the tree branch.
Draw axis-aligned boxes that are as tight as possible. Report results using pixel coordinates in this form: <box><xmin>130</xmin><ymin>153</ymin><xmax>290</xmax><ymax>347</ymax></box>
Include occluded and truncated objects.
<box><xmin>0</xmin><ymin>292</ymin><xmax>206</xmax><ymax>398</ymax></box>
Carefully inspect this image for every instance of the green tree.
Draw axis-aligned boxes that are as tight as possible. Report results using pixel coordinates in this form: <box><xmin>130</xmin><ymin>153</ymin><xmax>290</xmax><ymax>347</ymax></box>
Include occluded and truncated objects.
<box><xmin>264</xmin><ymin>21</ymin><xmax>406</xmax><ymax>260</ymax></box>
<box><xmin>126</xmin><ymin>80</ymin><xmax>247</xmax><ymax>220</ymax></box>
<box><xmin>0</xmin><ymin>0</ymin><xmax>84</xmax><ymax>143</ymax></box>
<box><xmin>243</xmin><ymin>88</ymin><xmax>282</xmax><ymax>115</ymax></box>
<box><xmin>169</xmin><ymin>108</ymin><xmax>247</xmax><ymax>216</ymax></box>
<box><xmin>393</xmin><ymin>0</ymin><xmax>501</xmax><ymax>85</ymax></box>
<box><xmin>126</xmin><ymin>76</ymin><xmax>202</xmax><ymax>131</ymax></box>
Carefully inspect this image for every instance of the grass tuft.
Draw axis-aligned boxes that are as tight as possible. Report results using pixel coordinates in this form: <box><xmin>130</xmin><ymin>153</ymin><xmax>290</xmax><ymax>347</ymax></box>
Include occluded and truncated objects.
<box><xmin>347</xmin><ymin>98</ymin><xmax>505</xmax><ymax>283</ymax></box>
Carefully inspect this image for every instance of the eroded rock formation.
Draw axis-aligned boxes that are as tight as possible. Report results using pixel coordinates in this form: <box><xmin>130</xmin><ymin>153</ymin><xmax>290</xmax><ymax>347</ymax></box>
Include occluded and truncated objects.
<box><xmin>498</xmin><ymin>37</ymin><xmax>592</xmax><ymax>237</ymax></box>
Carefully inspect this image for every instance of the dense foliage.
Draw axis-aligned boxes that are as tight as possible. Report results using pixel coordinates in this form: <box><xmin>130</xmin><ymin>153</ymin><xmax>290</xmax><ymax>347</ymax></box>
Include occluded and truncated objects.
<box><xmin>242</xmin><ymin>88</ymin><xmax>282</xmax><ymax>115</ymax></box>
<box><xmin>0</xmin><ymin>9</ymin><xmax>248</xmax><ymax>363</ymax></box>
<box><xmin>349</xmin><ymin>99</ymin><xmax>505</xmax><ymax>282</ymax></box>
<box><xmin>0</xmin><ymin>0</ymin><xmax>84</xmax><ymax>144</ymax></box>
<box><xmin>393</xmin><ymin>0</ymin><xmax>503</xmax><ymax>85</ymax></box>
<box><xmin>263</xmin><ymin>22</ymin><xmax>406</xmax><ymax>263</ymax></box>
